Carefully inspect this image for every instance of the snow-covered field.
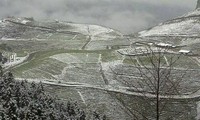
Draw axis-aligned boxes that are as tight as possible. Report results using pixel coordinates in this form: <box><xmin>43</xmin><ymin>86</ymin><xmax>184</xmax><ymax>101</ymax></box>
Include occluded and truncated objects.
<box><xmin>140</xmin><ymin>19</ymin><xmax>200</xmax><ymax>37</ymax></box>
<box><xmin>69</xmin><ymin>23</ymin><xmax>115</xmax><ymax>36</ymax></box>
<box><xmin>138</xmin><ymin>8</ymin><xmax>200</xmax><ymax>38</ymax></box>
<box><xmin>50</xmin><ymin>53</ymin><xmax>100</xmax><ymax>63</ymax></box>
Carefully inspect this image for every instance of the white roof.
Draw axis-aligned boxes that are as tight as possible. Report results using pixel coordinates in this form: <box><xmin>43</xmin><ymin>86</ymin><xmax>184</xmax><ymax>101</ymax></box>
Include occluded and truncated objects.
<box><xmin>179</xmin><ymin>50</ymin><xmax>190</xmax><ymax>53</ymax></box>
<box><xmin>157</xmin><ymin>43</ymin><xmax>172</xmax><ymax>47</ymax></box>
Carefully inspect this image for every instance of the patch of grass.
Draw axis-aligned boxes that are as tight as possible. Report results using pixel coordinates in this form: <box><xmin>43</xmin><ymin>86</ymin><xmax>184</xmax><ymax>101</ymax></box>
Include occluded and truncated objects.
<box><xmin>123</xmin><ymin>55</ymin><xmax>166</xmax><ymax>66</ymax></box>
<box><xmin>165</xmin><ymin>55</ymin><xmax>200</xmax><ymax>69</ymax></box>
<box><xmin>16</xmin><ymin>51</ymin><xmax>28</xmax><ymax>57</ymax></box>
<box><xmin>12</xmin><ymin>49</ymin><xmax>119</xmax><ymax>76</ymax></box>
<box><xmin>75</xmin><ymin>34</ymin><xmax>87</xmax><ymax>41</ymax></box>
<box><xmin>123</xmin><ymin>58</ymin><xmax>137</xmax><ymax>64</ymax></box>
<box><xmin>101</xmin><ymin>50</ymin><xmax>122</xmax><ymax>62</ymax></box>
<box><xmin>48</xmin><ymin>33</ymin><xmax>74</xmax><ymax>40</ymax></box>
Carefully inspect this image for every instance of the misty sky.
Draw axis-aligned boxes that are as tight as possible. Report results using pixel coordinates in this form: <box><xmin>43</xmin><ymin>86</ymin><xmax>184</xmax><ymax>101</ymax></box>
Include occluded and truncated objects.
<box><xmin>0</xmin><ymin>0</ymin><xmax>197</xmax><ymax>34</ymax></box>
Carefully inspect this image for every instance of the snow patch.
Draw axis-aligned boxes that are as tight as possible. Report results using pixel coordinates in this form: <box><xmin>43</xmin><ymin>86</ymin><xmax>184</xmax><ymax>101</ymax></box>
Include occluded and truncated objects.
<box><xmin>49</xmin><ymin>53</ymin><xmax>99</xmax><ymax>63</ymax></box>
<box><xmin>179</xmin><ymin>49</ymin><xmax>191</xmax><ymax>53</ymax></box>
<box><xmin>78</xmin><ymin>91</ymin><xmax>86</xmax><ymax>104</ymax></box>
<box><xmin>88</xmin><ymin>25</ymin><xmax>114</xmax><ymax>36</ymax></box>
<box><xmin>21</xmin><ymin>20</ymin><xmax>30</xmax><ymax>24</ymax></box>
<box><xmin>1</xmin><ymin>37</ymin><xmax>16</xmax><ymax>40</ymax></box>
<box><xmin>70</xmin><ymin>23</ymin><xmax>89</xmax><ymax>35</ymax></box>
<box><xmin>156</xmin><ymin>43</ymin><xmax>172</xmax><ymax>47</ymax></box>
<box><xmin>68</xmin><ymin>23</ymin><xmax>117</xmax><ymax>37</ymax></box>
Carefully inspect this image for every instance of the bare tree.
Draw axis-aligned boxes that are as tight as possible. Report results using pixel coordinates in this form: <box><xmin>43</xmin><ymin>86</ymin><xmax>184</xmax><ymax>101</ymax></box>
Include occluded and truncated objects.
<box><xmin>111</xmin><ymin>45</ymin><xmax>192</xmax><ymax>120</ymax></box>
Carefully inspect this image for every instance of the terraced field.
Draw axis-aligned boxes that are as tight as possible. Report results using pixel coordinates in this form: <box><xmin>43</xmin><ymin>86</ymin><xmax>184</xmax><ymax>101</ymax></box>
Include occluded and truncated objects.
<box><xmin>1</xmin><ymin>17</ymin><xmax>200</xmax><ymax>119</ymax></box>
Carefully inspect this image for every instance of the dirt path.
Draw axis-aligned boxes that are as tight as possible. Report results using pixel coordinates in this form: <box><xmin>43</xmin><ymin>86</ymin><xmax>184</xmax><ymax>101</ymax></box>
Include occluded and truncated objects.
<box><xmin>191</xmin><ymin>57</ymin><xmax>200</xmax><ymax>67</ymax></box>
<box><xmin>99</xmin><ymin>63</ymin><xmax>109</xmax><ymax>85</ymax></box>
<box><xmin>81</xmin><ymin>36</ymin><xmax>91</xmax><ymax>50</ymax></box>
<box><xmin>15</xmin><ymin>78</ymin><xmax>200</xmax><ymax>100</ymax></box>
<box><xmin>81</xmin><ymin>26</ymin><xmax>92</xmax><ymax>50</ymax></box>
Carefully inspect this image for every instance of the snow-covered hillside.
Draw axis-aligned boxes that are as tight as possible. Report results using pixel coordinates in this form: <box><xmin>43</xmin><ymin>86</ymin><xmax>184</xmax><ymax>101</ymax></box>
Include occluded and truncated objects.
<box><xmin>0</xmin><ymin>17</ymin><xmax>123</xmax><ymax>41</ymax></box>
<box><xmin>68</xmin><ymin>23</ymin><xmax>121</xmax><ymax>37</ymax></box>
<box><xmin>139</xmin><ymin>9</ymin><xmax>200</xmax><ymax>37</ymax></box>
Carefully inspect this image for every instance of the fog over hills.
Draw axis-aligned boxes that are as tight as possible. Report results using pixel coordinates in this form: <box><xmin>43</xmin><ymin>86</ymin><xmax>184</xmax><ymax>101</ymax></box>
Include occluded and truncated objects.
<box><xmin>1</xmin><ymin>0</ymin><xmax>200</xmax><ymax>120</ymax></box>
<box><xmin>0</xmin><ymin>0</ymin><xmax>196</xmax><ymax>33</ymax></box>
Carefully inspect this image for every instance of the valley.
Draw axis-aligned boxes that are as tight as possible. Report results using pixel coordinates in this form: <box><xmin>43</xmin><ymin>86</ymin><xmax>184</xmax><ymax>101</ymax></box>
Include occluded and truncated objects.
<box><xmin>1</xmin><ymin>14</ymin><xmax>200</xmax><ymax>119</ymax></box>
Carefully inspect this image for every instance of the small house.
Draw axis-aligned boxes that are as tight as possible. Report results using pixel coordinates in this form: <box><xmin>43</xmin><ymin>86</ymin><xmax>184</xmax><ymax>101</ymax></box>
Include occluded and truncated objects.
<box><xmin>179</xmin><ymin>49</ymin><xmax>192</xmax><ymax>55</ymax></box>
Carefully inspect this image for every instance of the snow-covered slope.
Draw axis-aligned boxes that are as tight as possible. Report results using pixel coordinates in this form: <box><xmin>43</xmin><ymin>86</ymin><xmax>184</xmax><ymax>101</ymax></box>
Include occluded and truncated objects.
<box><xmin>139</xmin><ymin>9</ymin><xmax>200</xmax><ymax>37</ymax></box>
<box><xmin>180</xmin><ymin>8</ymin><xmax>200</xmax><ymax>18</ymax></box>
<box><xmin>0</xmin><ymin>17</ymin><xmax>122</xmax><ymax>40</ymax></box>
<box><xmin>67</xmin><ymin>23</ymin><xmax>120</xmax><ymax>37</ymax></box>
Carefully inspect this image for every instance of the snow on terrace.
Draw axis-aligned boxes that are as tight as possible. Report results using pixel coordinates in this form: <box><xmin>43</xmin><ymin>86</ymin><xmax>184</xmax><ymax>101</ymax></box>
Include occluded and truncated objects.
<box><xmin>21</xmin><ymin>19</ymin><xmax>31</xmax><ymax>24</ymax></box>
<box><xmin>49</xmin><ymin>53</ymin><xmax>100</xmax><ymax>64</ymax></box>
<box><xmin>88</xmin><ymin>25</ymin><xmax>114</xmax><ymax>36</ymax></box>
<box><xmin>118</xmin><ymin>47</ymin><xmax>176</xmax><ymax>56</ymax></box>
<box><xmin>68</xmin><ymin>23</ymin><xmax>89</xmax><ymax>35</ymax></box>
<box><xmin>69</xmin><ymin>23</ymin><xmax>116</xmax><ymax>37</ymax></box>
<box><xmin>101</xmin><ymin>60</ymin><xmax>123</xmax><ymax>71</ymax></box>
<box><xmin>4</xmin><ymin>17</ymin><xmax>31</xmax><ymax>25</ymax></box>
<box><xmin>139</xmin><ymin>19</ymin><xmax>200</xmax><ymax>37</ymax></box>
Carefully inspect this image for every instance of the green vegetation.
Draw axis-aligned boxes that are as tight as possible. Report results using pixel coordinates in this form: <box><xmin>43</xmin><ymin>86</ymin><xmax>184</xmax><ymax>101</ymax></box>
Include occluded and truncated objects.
<box><xmin>12</xmin><ymin>49</ymin><xmax>121</xmax><ymax>77</ymax></box>
<box><xmin>110</xmin><ymin>92</ymin><xmax>196</xmax><ymax>120</ymax></box>
<box><xmin>123</xmin><ymin>55</ymin><xmax>166</xmax><ymax>66</ymax></box>
<box><xmin>16</xmin><ymin>51</ymin><xmax>28</xmax><ymax>57</ymax></box>
<box><xmin>48</xmin><ymin>33</ymin><xmax>74</xmax><ymax>40</ymax></box>
<box><xmin>165</xmin><ymin>55</ymin><xmax>200</xmax><ymax>69</ymax></box>
<box><xmin>100</xmin><ymin>50</ymin><xmax>121</xmax><ymax>62</ymax></box>
<box><xmin>0</xmin><ymin>43</ymin><xmax>12</xmax><ymax>52</ymax></box>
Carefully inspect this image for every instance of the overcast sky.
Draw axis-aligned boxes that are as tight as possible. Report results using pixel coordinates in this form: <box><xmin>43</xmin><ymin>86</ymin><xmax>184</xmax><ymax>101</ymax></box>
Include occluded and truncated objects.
<box><xmin>0</xmin><ymin>0</ymin><xmax>197</xmax><ymax>34</ymax></box>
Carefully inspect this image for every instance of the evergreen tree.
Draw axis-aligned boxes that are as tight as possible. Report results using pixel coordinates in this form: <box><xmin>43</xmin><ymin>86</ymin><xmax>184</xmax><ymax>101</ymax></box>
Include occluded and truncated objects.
<box><xmin>0</xmin><ymin>70</ymin><xmax>106</xmax><ymax>120</ymax></box>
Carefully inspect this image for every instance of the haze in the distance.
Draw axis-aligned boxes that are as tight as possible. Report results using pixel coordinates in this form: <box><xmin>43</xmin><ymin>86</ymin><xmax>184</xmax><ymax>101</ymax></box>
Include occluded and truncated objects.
<box><xmin>0</xmin><ymin>0</ymin><xmax>196</xmax><ymax>34</ymax></box>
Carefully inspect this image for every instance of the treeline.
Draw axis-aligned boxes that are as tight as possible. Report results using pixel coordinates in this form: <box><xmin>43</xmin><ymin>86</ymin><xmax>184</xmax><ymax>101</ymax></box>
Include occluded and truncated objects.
<box><xmin>0</xmin><ymin>71</ymin><xmax>106</xmax><ymax>120</ymax></box>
